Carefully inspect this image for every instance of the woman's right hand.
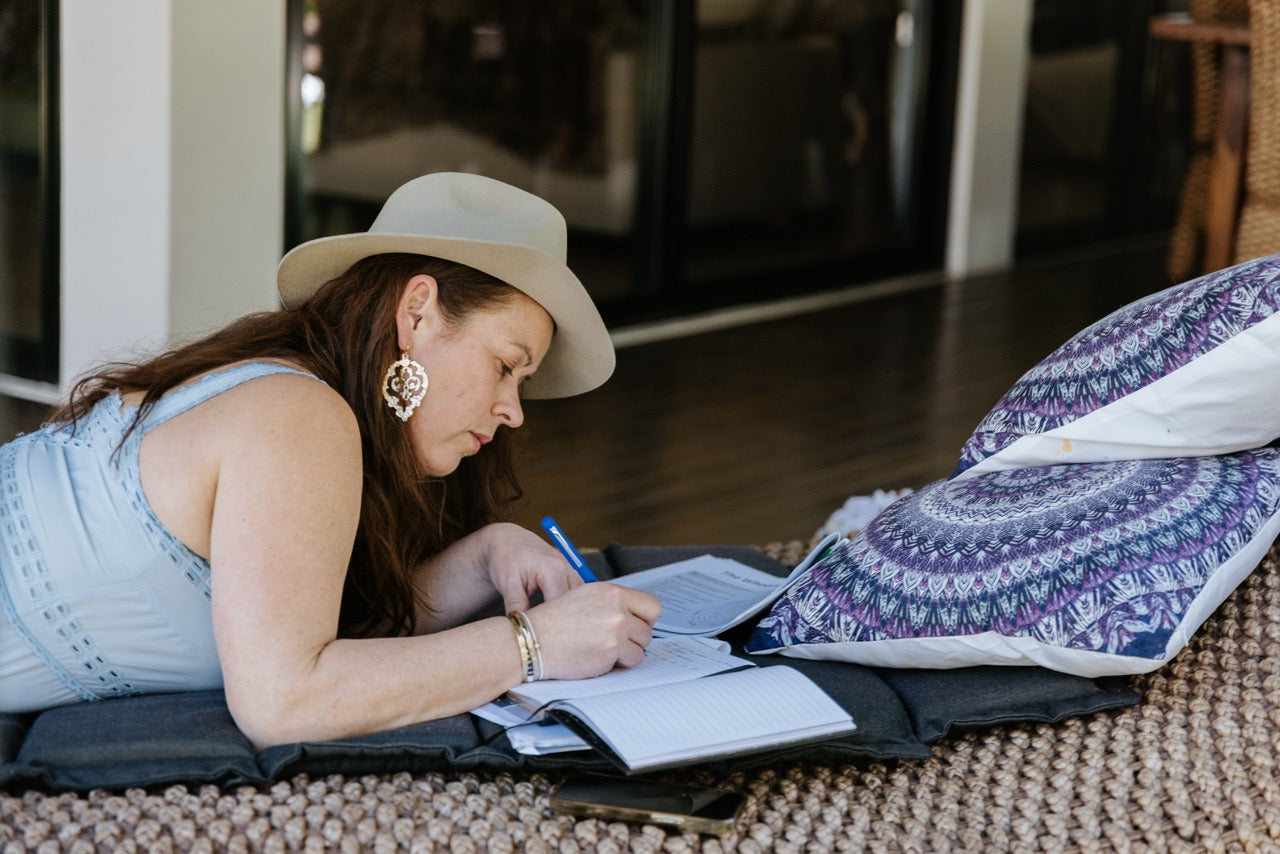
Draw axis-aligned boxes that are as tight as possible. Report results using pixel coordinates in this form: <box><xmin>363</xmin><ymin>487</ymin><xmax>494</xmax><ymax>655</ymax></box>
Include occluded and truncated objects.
<box><xmin>525</xmin><ymin>583</ymin><xmax>661</xmax><ymax>681</ymax></box>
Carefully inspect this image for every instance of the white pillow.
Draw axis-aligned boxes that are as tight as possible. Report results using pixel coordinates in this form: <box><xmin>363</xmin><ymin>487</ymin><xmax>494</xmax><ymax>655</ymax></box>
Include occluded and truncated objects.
<box><xmin>746</xmin><ymin>450</ymin><xmax>1280</xmax><ymax>677</ymax></box>
<box><xmin>953</xmin><ymin>255</ymin><xmax>1280</xmax><ymax>480</ymax></box>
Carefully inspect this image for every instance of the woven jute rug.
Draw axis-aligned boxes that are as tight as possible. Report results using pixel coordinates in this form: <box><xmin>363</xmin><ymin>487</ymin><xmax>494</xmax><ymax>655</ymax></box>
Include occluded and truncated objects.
<box><xmin>4</xmin><ymin>539</ymin><xmax>1280</xmax><ymax>852</ymax></box>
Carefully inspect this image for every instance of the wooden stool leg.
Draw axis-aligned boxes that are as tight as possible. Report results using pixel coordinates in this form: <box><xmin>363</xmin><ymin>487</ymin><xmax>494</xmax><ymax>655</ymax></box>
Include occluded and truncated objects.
<box><xmin>1203</xmin><ymin>43</ymin><xmax>1250</xmax><ymax>273</ymax></box>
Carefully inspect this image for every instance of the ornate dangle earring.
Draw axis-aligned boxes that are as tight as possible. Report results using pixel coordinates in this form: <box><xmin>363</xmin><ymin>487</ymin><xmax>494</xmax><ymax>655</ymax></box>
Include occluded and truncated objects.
<box><xmin>383</xmin><ymin>352</ymin><xmax>429</xmax><ymax>421</ymax></box>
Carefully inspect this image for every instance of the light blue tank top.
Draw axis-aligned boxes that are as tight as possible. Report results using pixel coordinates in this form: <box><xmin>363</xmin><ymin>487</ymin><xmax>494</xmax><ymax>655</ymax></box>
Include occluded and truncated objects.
<box><xmin>0</xmin><ymin>362</ymin><xmax>319</xmax><ymax>712</ymax></box>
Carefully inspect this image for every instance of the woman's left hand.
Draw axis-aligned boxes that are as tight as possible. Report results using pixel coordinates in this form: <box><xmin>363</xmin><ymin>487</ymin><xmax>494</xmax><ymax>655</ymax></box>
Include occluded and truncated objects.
<box><xmin>413</xmin><ymin>522</ymin><xmax>588</xmax><ymax>631</ymax></box>
<box><xmin>479</xmin><ymin>522</ymin><xmax>584</xmax><ymax>613</ymax></box>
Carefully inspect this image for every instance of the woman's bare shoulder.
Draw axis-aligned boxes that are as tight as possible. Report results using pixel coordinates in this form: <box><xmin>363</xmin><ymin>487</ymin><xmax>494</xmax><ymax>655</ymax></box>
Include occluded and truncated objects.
<box><xmin>217</xmin><ymin>366</ymin><xmax>359</xmax><ymax>446</ymax></box>
<box><xmin>137</xmin><ymin>363</ymin><xmax>362</xmax><ymax>560</ymax></box>
<box><xmin>150</xmin><ymin>361</ymin><xmax>363</xmax><ymax>466</ymax></box>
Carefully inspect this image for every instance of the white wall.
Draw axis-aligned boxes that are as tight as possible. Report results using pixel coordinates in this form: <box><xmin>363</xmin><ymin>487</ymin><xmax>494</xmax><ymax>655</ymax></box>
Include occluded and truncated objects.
<box><xmin>946</xmin><ymin>0</ymin><xmax>1033</xmax><ymax>277</ymax></box>
<box><xmin>170</xmin><ymin>2</ymin><xmax>287</xmax><ymax>343</ymax></box>
<box><xmin>60</xmin><ymin>1</ymin><xmax>172</xmax><ymax>385</ymax></box>
<box><xmin>58</xmin><ymin>0</ymin><xmax>285</xmax><ymax>390</ymax></box>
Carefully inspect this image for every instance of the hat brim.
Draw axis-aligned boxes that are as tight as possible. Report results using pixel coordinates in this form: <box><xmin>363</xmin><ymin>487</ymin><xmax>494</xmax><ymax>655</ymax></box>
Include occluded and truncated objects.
<box><xmin>277</xmin><ymin>233</ymin><xmax>615</xmax><ymax>399</ymax></box>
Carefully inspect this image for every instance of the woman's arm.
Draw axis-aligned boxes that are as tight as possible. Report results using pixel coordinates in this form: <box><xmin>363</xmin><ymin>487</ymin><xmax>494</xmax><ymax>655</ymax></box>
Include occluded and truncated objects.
<box><xmin>203</xmin><ymin>376</ymin><xmax>657</xmax><ymax>749</ymax></box>
<box><xmin>410</xmin><ymin>522</ymin><xmax>584</xmax><ymax>632</ymax></box>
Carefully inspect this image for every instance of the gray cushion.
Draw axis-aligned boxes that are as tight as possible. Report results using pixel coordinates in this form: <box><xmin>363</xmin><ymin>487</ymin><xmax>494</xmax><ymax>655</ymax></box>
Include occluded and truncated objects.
<box><xmin>0</xmin><ymin>544</ymin><xmax>1137</xmax><ymax>792</ymax></box>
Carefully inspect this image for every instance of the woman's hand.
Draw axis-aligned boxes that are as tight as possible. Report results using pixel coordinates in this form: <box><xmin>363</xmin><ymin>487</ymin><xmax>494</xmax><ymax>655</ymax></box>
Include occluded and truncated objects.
<box><xmin>478</xmin><ymin>522</ymin><xmax>584</xmax><ymax>613</ymax></box>
<box><xmin>428</xmin><ymin>523</ymin><xmax>662</xmax><ymax>680</ymax></box>
<box><xmin>525</xmin><ymin>583</ymin><xmax>662</xmax><ymax>680</ymax></box>
<box><xmin>412</xmin><ymin>522</ymin><xmax>590</xmax><ymax>631</ymax></box>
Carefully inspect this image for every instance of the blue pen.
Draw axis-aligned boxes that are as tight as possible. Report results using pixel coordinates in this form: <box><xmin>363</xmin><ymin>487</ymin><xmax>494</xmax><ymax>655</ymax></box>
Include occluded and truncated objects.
<box><xmin>541</xmin><ymin>516</ymin><xmax>598</xmax><ymax>582</ymax></box>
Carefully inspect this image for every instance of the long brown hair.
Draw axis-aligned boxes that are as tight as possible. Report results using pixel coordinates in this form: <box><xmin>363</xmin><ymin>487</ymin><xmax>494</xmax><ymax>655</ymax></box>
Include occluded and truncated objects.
<box><xmin>52</xmin><ymin>253</ymin><xmax>529</xmax><ymax>638</ymax></box>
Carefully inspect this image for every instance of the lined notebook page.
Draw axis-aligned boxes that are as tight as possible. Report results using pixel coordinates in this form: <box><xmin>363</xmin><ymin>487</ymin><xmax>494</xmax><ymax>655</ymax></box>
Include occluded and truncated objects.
<box><xmin>509</xmin><ymin>637</ymin><xmax>750</xmax><ymax>709</ymax></box>
<box><xmin>554</xmin><ymin>666</ymin><xmax>855</xmax><ymax>771</ymax></box>
<box><xmin>611</xmin><ymin>534</ymin><xmax>842</xmax><ymax>636</ymax></box>
<box><xmin>613</xmin><ymin>557</ymin><xmax>784</xmax><ymax>635</ymax></box>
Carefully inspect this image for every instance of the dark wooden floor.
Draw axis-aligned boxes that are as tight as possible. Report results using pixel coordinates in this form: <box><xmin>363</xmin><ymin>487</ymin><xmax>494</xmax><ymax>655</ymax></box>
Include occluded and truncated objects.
<box><xmin>0</xmin><ymin>239</ymin><xmax>1175</xmax><ymax>549</ymax></box>
<box><xmin>511</xmin><ymin>239</ymin><xmax>1174</xmax><ymax>548</ymax></box>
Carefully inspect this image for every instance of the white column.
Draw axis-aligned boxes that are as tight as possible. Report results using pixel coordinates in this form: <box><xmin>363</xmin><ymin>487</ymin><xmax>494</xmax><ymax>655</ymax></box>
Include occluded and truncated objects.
<box><xmin>60</xmin><ymin>1</ymin><xmax>173</xmax><ymax>384</ymax></box>
<box><xmin>169</xmin><ymin>0</ymin><xmax>286</xmax><ymax>342</ymax></box>
<box><xmin>945</xmin><ymin>0</ymin><xmax>1033</xmax><ymax>277</ymax></box>
<box><xmin>58</xmin><ymin>1</ymin><xmax>285</xmax><ymax>391</ymax></box>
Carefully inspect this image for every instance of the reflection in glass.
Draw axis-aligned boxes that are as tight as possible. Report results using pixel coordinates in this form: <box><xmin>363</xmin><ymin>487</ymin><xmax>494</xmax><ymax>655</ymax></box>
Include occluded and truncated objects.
<box><xmin>290</xmin><ymin>1</ymin><xmax>950</xmax><ymax>317</ymax></box>
<box><xmin>295</xmin><ymin>2</ymin><xmax>642</xmax><ymax>302</ymax></box>
<box><xmin>0</xmin><ymin>0</ymin><xmax>56</xmax><ymax>383</ymax></box>
<box><xmin>681</xmin><ymin>1</ymin><xmax>936</xmax><ymax>292</ymax></box>
<box><xmin>1017</xmin><ymin>1</ymin><xmax>1189</xmax><ymax>250</ymax></box>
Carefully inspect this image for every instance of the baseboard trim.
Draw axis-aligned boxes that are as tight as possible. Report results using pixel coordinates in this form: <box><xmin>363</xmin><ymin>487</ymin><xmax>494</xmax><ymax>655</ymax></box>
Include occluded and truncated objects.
<box><xmin>0</xmin><ymin>374</ymin><xmax>62</xmax><ymax>405</ymax></box>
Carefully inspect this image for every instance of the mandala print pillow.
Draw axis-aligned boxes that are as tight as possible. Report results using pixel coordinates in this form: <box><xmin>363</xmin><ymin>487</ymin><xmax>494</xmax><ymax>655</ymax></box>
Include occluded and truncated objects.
<box><xmin>953</xmin><ymin>254</ymin><xmax>1280</xmax><ymax>480</ymax></box>
<box><xmin>746</xmin><ymin>449</ymin><xmax>1280</xmax><ymax>677</ymax></box>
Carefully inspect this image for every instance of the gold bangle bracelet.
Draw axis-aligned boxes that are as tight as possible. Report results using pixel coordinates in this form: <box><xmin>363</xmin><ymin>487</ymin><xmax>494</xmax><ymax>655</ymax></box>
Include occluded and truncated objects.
<box><xmin>507</xmin><ymin>611</ymin><xmax>543</xmax><ymax>682</ymax></box>
<box><xmin>507</xmin><ymin>612</ymin><xmax>540</xmax><ymax>682</ymax></box>
<box><xmin>515</xmin><ymin>611</ymin><xmax>544</xmax><ymax>681</ymax></box>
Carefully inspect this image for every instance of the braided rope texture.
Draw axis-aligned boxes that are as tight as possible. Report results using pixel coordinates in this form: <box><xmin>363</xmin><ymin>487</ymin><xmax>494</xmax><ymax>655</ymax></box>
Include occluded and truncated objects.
<box><xmin>1167</xmin><ymin>0</ymin><xmax>1224</xmax><ymax>281</ymax></box>
<box><xmin>1169</xmin><ymin>0</ymin><xmax>1251</xmax><ymax>280</ymax></box>
<box><xmin>2</xmin><ymin>539</ymin><xmax>1278</xmax><ymax>852</ymax></box>
<box><xmin>1236</xmin><ymin>0</ymin><xmax>1280</xmax><ymax>263</ymax></box>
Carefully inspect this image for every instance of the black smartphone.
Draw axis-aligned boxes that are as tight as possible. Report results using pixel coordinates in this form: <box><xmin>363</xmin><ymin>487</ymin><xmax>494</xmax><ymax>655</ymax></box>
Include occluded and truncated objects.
<box><xmin>549</xmin><ymin>772</ymin><xmax>746</xmax><ymax>837</ymax></box>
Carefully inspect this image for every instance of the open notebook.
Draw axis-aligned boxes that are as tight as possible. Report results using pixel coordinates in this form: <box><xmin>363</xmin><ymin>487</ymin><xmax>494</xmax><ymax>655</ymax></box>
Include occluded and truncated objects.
<box><xmin>494</xmin><ymin>636</ymin><xmax>855</xmax><ymax>773</ymax></box>
<box><xmin>611</xmin><ymin>534</ymin><xmax>842</xmax><ymax>637</ymax></box>
<box><xmin>543</xmin><ymin>665</ymin><xmax>856</xmax><ymax>773</ymax></box>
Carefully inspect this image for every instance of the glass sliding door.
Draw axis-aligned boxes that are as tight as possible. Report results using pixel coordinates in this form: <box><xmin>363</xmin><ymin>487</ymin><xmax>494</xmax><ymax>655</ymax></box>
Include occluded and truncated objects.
<box><xmin>1016</xmin><ymin>0</ymin><xmax>1190</xmax><ymax>252</ymax></box>
<box><xmin>286</xmin><ymin>0</ymin><xmax>957</xmax><ymax>323</ymax></box>
<box><xmin>0</xmin><ymin>0</ymin><xmax>58</xmax><ymax>386</ymax></box>
<box><xmin>288</xmin><ymin>0</ymin><xmax>647</xmax><ymax>311</ymax></box>
<box><xmin>678</xmin><ymin>0</ymin><xmax>954</xmax><ymax>306</ymax></box>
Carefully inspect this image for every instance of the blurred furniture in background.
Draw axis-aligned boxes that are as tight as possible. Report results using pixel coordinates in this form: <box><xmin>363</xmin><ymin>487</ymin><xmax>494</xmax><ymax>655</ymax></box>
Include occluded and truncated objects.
<box><xmin>1233</xmin><ymin>0</ymin><xmax>1280</xmax><ymax>263</ymax></box>
<box><xmin>1156</xmin><ymin>0</ymin><xmax>1280</xmax><ymax>278</ymax></box>
<box><xmin>1150</xmin><ymin>2</ymin><xmax>1249</xmax><ymax>278</ymax></box>
<box><xmin>305</xmin><ymin>36</ymin><xmax>842</xmax><ymax>238</ymax></box>
<box><xmin>1015</xmin><ymin>2</ymin><xmax>1191</xmax><ymax>257</ymax></box>
<box><xmin>295</xmin><ymin>0</ymin><xmax>948</xmax><ymax>310</ymax></box>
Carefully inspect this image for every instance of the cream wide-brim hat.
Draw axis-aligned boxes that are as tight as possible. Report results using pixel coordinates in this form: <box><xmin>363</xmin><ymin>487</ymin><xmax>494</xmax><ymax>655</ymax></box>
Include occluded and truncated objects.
<box><xmin>277</xmin><ymin>172</ymin><xmax>615</xmax><ymax>399</ymax></box>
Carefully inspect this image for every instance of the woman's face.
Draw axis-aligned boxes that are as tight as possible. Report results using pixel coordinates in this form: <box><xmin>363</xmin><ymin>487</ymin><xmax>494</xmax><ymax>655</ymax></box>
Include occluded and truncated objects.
<box><xmin>396</xmin><ymin>275</ymin><xmax>554</xmax><ymax>476</ymax></box>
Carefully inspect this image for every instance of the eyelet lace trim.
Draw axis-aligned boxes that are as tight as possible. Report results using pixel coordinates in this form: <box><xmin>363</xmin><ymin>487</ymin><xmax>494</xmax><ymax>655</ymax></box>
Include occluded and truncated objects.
<box><xmin>1</xmin><ymin>439</ymin><xmax>120</xmax><ymax>701</ymax></box>
<box><xmin>3</xmin><ymin>364</ymin><xmax>319</xmax><ymax>701</ymax></box>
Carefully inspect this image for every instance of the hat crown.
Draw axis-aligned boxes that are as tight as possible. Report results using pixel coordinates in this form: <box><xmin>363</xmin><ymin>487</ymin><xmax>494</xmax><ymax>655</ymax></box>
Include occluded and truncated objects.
<box><xmin>371</xmin><ymin>172</ymin><xmax>568</xmax><ymax>263</ymax></box>
<box><xmin>276</xmin><ymin>171</ymin><xmax>614</xmax><ymax>397</ymax></box>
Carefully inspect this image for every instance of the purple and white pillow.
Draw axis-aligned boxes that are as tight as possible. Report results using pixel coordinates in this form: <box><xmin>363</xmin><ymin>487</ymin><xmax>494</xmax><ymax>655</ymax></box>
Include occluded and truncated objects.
<box><xmin>953</xmin><ymin>255</ymin><xmax>1280</xmax><ymax>480</ymax></box>
<box><xmin>747</xmin><ymin>449</ymin><xmax>1280</xmax><ymax>677</ymax></box>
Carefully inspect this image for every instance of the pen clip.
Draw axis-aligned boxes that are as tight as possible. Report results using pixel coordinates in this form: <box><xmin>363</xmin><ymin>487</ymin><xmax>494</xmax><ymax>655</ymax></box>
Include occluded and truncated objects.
<box><xmin>541</xmin><ymin>516</ymin><xmax>598</xmax><ymax>583</ymax></box>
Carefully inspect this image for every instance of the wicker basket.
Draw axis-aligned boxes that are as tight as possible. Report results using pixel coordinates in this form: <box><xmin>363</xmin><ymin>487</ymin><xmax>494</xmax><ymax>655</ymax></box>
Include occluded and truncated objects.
<box><xmin>1234</xmin><ymin>0</ymin><xmax>1280</xmax><ymax>262</ymax></box>
<box><xmin>1168</xmin><ymin>0</ymin><xmax>1250</xmax><ymax>280</ymax></box>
